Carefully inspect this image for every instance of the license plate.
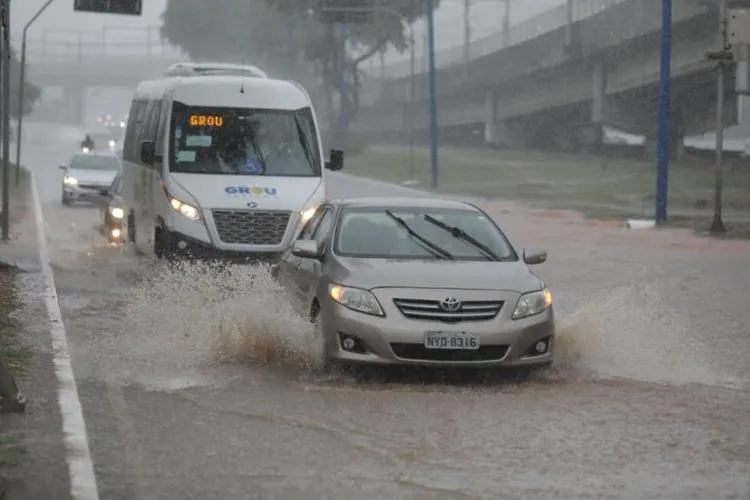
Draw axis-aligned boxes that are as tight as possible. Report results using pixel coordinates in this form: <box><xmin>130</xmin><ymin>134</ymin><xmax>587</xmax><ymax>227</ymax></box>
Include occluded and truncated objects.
<box><xmin>424</xmin><ymin>331</ymin><xmax>480</xmax><ymax>350</ymax></box>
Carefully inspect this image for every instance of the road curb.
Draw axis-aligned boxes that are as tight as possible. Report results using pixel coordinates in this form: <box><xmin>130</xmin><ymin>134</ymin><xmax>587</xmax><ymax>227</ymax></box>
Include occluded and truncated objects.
<box><xmin>625</xmin><ymin>219</ymin><xmax>657</xmax><ymax>230</ymax></box>
<box><xmin>30</xmin><ymin>175</ymin><xmax>100</xmax><ymax>499</ymax></box>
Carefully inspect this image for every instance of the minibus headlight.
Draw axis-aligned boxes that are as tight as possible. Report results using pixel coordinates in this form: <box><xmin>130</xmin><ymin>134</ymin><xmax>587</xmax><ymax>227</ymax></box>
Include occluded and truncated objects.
<box><xmin>169</xmin><ymin>196</ymin><xmax>201</xmax><ymax>221</ymax></box>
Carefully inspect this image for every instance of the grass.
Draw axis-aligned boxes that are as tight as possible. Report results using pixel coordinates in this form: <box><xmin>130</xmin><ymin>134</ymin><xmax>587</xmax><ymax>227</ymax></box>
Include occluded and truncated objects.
<box><xmin>0</xmin><ymin>265</ymin><xmax>30</xmax><ymax>497</ymax></box>
<box><xmin>0</xmin><ymin>435</ymin><xmax>25</xmax><ymax>496</ymax></box>
<box><xmin>0</xmin><ymin>168</ymin><xmax>32</xmax><ymax>496</ymax></box>
<box><xmin>345</xmin><ymin>144</ymin><xmax>750</xmax><ymax>238</ymax></box>
<box><xmin>1</xmin><ymin>167</ymin><xmax>30</xmax><ymax>228</ymax></box>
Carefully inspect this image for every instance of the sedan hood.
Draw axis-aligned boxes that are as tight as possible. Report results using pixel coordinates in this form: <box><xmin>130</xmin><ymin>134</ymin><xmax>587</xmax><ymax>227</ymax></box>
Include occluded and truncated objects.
<box><xmin>331</xmin><ymin>258</ymin><xmax>543</xmax><ymax>292</ymax></box>
<box><xmin>67</xmin><ymin>168</ymin><xmax>118</xmax><ymax>186</ymax></box>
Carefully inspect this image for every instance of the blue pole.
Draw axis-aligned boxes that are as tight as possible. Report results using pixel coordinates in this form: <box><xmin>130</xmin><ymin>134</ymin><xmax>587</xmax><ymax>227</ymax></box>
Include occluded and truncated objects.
<box><xmin>426</xmin><ymin>0</ymin><xmax>439</xmax><ymax>188</ymax></box>
<box><xmin>655</xmin><ymin>0</ymin><xmax>671</xmax><ymax>223</ymax></box>
<box><xmin>337</xmin><ymin>23</ymin><xmax>349</xmax><ymax>151</ymax></box>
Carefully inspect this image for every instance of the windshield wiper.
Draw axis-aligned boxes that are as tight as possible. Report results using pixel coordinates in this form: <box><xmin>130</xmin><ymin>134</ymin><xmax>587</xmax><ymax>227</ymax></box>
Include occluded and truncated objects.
<box><xmin>247</xmin><ymin>131</ymin><xmax>267</xmax><ymax>174</ymax></box>
<box><xmin>293</xmin><ymin>113</ymin><xmax>317</xmax><ymax>174</ymax></box>
<box><xmin>422</xmin><ymin>214</ymin><xmax>500</xmax><ymax>261</ymax></box>
<box><xmin>384</xmin><ymin>210</ymin><xmax>454</xmax><ymax>260</ymax></box>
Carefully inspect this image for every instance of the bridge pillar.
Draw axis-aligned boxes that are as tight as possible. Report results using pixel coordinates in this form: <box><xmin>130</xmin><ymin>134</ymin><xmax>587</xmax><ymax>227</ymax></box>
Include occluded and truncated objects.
<box><xmin>63</xmin><ymin>86</ymin><xmax>85</xmax><ymax>125</ymax></box>
<box><xmin>483</xmin><ymin>89</ymin><xmax>498</xmax><ymax>145</ymax></box>
<box><xmin>591</xmin><ymin>60</ymin><xmax>607</xmax><ymax>148</ymax></box>
<box><xmin>483</xmin><ymin>89</ymin><xmax>529</xmax><ymax>148</ymax></box>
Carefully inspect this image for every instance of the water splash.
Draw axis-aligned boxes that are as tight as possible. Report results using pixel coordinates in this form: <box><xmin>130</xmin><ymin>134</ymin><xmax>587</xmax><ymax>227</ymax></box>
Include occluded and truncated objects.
<box><xmin>123</xmin><ymin>260</ymin><xmax>323</xmax><ymax>376</ymax></box>
<box><xmin>550</xmin><ymin>284</ymin><xmax>739</xmax><ymax>387</ymax></box>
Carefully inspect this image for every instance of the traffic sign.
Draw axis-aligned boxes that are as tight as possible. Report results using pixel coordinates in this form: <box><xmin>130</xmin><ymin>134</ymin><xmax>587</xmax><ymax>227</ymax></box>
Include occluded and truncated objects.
<box><xmin>73</xmin><ymin>0</ymin><xmax>142</xmax><ymax>16</ymax></box>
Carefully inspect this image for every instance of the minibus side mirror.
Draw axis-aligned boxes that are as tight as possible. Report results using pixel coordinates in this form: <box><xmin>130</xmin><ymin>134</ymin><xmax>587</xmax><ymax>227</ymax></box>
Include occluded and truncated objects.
<box><xmin>140</xmin><ymin>140</ymin><xmax>155</xmax><ymax>164</ymax></box>
<box><xmin>325</xmin><ymin>148</ymin><xmax>343</xmax><ymax>171</ymax></box>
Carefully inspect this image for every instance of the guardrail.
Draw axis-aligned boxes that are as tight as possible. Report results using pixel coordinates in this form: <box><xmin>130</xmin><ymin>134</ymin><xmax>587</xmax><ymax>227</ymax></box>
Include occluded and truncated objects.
<box><xmin>379</xmin><ymin>0</ymin><xmax>629</xmax><ymax>79</ymax></box>
<box><xmin>10</xmin><ymin>37</ymin><xmax>186</xmax><ymax>66</ymax></box>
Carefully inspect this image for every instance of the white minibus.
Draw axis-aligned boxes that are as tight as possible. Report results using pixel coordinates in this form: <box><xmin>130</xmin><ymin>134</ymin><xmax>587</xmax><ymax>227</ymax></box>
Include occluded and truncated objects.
<box><xmin>120</xmin><ymin>63</ymin><xmax>343</xmax><ymax>261</ymax></box>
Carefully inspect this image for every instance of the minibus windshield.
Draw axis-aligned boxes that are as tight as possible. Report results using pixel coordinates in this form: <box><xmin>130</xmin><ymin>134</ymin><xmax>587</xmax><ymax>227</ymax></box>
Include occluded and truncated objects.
<box><xmin>169</xmin><ymin>101</ymin><xmax>321</xmax><ymax>177</ymax></box>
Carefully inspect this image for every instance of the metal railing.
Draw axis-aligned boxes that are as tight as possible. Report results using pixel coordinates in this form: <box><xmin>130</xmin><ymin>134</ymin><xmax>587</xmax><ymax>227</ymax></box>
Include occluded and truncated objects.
<box><xmin>379</xmin><ymin>0</ymin><xmax>629</xmax><ymax>79</ymax></box>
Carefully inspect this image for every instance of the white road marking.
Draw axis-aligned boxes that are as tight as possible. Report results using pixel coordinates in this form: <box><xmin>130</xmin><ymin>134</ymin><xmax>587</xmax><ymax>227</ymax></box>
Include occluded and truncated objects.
<box><xmin>31</xmin><ymin>175</ymin><xmax>100</xmax><ymax>499</ymax></box>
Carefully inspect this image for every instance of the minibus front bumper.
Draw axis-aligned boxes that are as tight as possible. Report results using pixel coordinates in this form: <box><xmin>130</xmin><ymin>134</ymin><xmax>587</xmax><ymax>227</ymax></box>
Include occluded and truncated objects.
<box><xmin>163</xmin><ymin>229</ymin><xmax>284</xmax><ymax>264</ymax></box>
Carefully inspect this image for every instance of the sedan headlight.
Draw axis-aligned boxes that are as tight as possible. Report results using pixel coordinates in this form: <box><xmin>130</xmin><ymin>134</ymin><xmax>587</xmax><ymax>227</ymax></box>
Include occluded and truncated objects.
<box><xmin>512</xmin><ymin>288</ymin><xmax>553</xmax><ymax>320</ymax></box>
<box><xmin>63</xmin><ymin>176</ymin><xmax>78</xmax><ymax>185</ymax></box>
<box><xmin>108</xmin><ymin>140</ymin><xmax>116</xmax><ymax>149</ymax></box>
<box><xmin>300</xmin><ymin>206</ymin><xmax>317</xmax><ymax>224</ymax></box>
<box><xmin>169</xmin><ymin>196</ymin><xmax>201</xmax><ymax>221</ymax></box>
<box><xmin>329</xmin><ymin>284</ymin><xmax>384</xmax><ymax>317</ymax></box>
<box><xmin>108</xmin><ymin>207</ymin><xmax>124</xmax><ymax>219</ymax></box>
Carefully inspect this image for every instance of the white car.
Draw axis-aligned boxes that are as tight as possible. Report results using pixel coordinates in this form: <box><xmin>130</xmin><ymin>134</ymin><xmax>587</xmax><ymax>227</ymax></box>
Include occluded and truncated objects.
<box><xmin>60</xmin><ymin>150</ymin><xmax>122</xmax><ymax>205</ymax></box>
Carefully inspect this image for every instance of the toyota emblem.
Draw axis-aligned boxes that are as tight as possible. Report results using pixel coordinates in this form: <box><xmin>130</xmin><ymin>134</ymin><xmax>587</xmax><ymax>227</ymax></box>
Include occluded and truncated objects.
<box><xmin>247</xmin><ymin>201</ymin><xmax>258</xmax><ymax>208</ymax></box>
<box><xmin>439</xmin><ymin>297</ymin><xmax>462</xmax><ymax>312</ymax></box>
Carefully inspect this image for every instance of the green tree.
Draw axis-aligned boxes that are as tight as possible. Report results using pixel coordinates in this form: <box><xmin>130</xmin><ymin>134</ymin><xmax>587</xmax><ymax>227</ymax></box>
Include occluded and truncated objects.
<box><xmin>265</xmin><ymin>0</ymin><xmax>439</xmax><ymax>130</ymax></box>
<box><xmin>159</xmin><ymin>0</ymin><xmax>439</xmax><ymax>146</ymax></box>
<box><xmin>10</xmin><ymin>48</ymin><xmax>41</xmax><ymax>118</ymax></box>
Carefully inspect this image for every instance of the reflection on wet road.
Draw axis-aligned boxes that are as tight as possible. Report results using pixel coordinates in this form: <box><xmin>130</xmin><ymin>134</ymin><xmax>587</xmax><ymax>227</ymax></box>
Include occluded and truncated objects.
<box><xmin>23</xmin><ymin>126</ymin><xmax>750</xmax><ymax>499</ymax></box>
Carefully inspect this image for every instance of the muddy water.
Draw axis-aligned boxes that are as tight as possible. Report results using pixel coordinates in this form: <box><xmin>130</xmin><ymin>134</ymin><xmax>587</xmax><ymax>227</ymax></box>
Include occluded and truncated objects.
<box><xmin>24</xmin><ymin>132</ymin><xmax>750</xmax><ymax>499</ymax></box>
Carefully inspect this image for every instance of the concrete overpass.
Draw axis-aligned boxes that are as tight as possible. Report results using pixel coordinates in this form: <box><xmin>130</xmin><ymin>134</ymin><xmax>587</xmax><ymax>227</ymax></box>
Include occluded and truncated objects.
<box><xmin>28</xmin><ymin>54</ymin><xmax>185</xmax><ymax>124</ymax></box>
<box><xmin>352</xmin><ymin>0</ymin><xmax>750</xmax><ymax>154</ymax></box>
<box><xmin>15</xmin><ymin>34</ymin><xmax>186</xmax><ymax>124</ymax></box>
<box><xmin>25</xmin><ymin>54</ymin><xmax>184</xmax><ymax>88</ymax></box>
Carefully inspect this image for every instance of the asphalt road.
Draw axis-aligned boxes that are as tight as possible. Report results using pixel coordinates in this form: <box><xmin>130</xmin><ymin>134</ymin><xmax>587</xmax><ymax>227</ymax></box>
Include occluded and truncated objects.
<box><xmin>18</xmin><ymin>123</ymin><xmax>750</xmax><ymax>499</ymax></box>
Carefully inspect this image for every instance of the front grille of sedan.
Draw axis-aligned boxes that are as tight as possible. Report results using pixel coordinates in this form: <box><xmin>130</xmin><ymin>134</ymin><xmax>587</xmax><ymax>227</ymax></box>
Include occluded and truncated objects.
<box><xmin>77</xmin><ymin>183</ymin><xmax>104</xmax><ymax>190</ymax></box>
<box><xmin>211</xmin><ymin>209</ymin><xmax>290</xmax><ymax>245</ymax></box>
<box><xmin>390</xmin><ymin>343</ymin><xmax>509</xmax><ymax>361</ymax></box>
<box><xmin>392</xmin><ymin>298</ymin><xmax>504</xmax><ymax>323</ymax></box>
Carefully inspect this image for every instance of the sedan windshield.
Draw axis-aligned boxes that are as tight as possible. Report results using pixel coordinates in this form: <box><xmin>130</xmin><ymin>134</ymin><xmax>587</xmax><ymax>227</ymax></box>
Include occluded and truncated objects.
<box><xmin>334</xmin><ymin>207</ymin><xmax>517</xmax><ymax>261</ymax></box>
<box><xmin>70</xmin><ymin>155</ymin><xmax>120</xmax><ymax>171</ymax></box>
<box><xmin>169</xmin><ymin>101</ymin><xmax>321</xmax><ymax>177</ymax></box>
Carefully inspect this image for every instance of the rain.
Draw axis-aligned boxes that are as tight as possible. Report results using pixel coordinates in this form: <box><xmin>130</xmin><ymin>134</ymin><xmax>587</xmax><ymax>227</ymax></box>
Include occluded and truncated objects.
<box><xmin>0</xmin><ymin>0</ymin><xmax>748</xmax><ymax>499</ymax></box>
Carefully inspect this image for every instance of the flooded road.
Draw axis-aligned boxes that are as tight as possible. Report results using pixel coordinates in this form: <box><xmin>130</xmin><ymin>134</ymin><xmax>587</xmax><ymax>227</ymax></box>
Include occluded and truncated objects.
<box><xmin>22</xmin><ymin>125</ymin><xmax>750</xmax><ymax>499</ymax></box>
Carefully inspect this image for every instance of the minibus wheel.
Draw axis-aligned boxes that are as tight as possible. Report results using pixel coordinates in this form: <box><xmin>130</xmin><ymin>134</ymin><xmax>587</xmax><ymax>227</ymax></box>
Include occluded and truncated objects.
<box><xmin>154</xmin><ymin>224</ymin><xmax>178</xmax><ymax>262</ymax></box>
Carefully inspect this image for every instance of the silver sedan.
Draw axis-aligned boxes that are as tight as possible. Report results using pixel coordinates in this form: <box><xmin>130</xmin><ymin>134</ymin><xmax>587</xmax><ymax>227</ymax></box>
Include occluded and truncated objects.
<box><xmin>276</xmin><ymin>197</ymin><xmax>555</xmax><ymax>374</ymax></box>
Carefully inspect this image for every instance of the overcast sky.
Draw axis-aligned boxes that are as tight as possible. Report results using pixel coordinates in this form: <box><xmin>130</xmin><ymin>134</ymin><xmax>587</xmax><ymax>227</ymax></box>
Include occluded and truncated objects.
<box><xmin>12</xmin><ymin>0</ymin><xmax>566</xmax><ymax>64</ymax></box>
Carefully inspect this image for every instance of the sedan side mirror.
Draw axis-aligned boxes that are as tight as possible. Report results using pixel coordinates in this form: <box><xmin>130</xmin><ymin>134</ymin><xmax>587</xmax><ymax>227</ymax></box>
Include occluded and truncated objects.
<box><xmin>58</xmin><ymin>164</ymin><xmax>68</xmax><ymax>170</ymax></box>
<box><xmin>291</xmin><ymin>239</ymin><xmax>319</xmax><ymax>259</ymax></box>
<box><xmin>523</xmin><ymin>247</ymin><xmax>548</xmax><ymax>265</ymax></box>
<box><xmin>98</xmin><ymin>187</ymin><xmax>111</xmax><ymax>196</ymax></box>
<box><xmin>324</xmin><ymin>148</ymin><xmax>343</xmax><ymax>171</ymax></box>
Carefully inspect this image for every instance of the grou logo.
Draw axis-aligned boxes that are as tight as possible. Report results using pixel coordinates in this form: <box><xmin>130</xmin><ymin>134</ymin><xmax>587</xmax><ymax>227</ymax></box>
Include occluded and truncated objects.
<box><xmin>224</xmin><ymin>186</ymin><xmax>278</xmax><ymax>196</ymax></box>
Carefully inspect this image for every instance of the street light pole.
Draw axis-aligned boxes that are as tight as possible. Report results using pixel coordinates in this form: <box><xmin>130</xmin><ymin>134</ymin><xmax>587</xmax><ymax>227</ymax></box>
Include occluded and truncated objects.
<box><xmin>502</xmin><ymin>0</ymin><xmax>510</xmax><ymax>47</ymax></box>
<box><xmin>426</xmin><ymin>0</ymin><xmax>439</xmax><ymax>189</ymax></box>
<box><xmin>710</xmin><ymin>0</ymin><xmax>728</xmax><ymax>234</ymax></box>
<box><xmin>14</xmin><ymin>0</ymin><xmax>58</xmax><ymax>182</ymax></box>
<box><xmin>655</xmin><ymin>0</ymin><xmax>671</xmax><ymax>224</ymax></box>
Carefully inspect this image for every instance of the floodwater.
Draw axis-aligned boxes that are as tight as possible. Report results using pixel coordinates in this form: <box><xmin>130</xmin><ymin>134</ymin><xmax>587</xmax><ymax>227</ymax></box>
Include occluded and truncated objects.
<box><xmin>19</xmin><ymin>123</ymin><xmax>750</xmax><ymax>499</ymax></box>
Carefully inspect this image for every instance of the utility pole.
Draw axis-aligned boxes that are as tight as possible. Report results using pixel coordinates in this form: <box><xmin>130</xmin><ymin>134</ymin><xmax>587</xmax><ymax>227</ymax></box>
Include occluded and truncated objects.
<box><xmin>1</xmin><ymin>0</ymin><xmax>10</xmax><ymax>241</ymax></box>
<box><xmin>337</xmin><ymin>23</ymin><xmax>348</xmax><ymax>151</ymax></box>
<box><xmin>710</xmin><ymin>0</ymin><xmax>728</xmax><ymax>234</ymax></box>
<box><xmin>463</xmin><ymin>0</ymin><xmax>470</xmax><ymax>79</ymax></box>
<box><xmin>426</xmin><ymin>0</ymin><xmax>439</xmax><ymax>189</ymax></box>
